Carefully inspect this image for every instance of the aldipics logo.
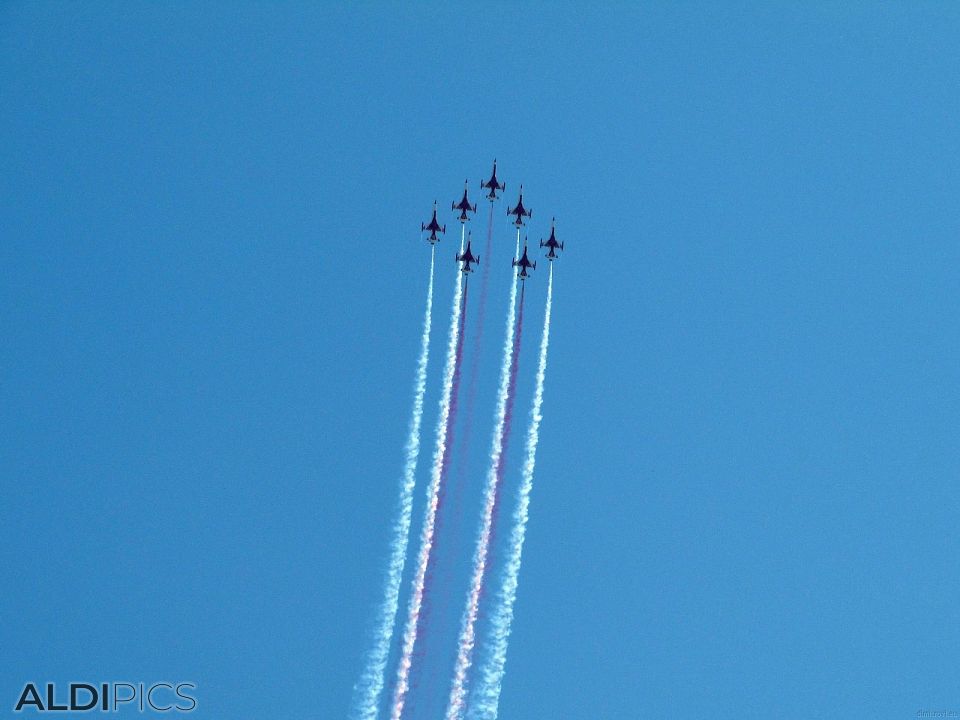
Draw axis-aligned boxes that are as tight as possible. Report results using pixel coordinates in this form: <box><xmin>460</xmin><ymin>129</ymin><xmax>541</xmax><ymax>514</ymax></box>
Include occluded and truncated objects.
<box><xmin>14</xmin><ymin>683</ymin><xmax>197</xmax><ymax>713</ymax></box>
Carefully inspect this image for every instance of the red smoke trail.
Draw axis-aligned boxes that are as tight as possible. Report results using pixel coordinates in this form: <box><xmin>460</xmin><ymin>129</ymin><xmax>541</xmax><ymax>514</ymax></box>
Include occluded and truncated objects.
<box><xmin>445</xmin><ymin>282</ymin><xmax>525</xmax><ymax>720</ymax></box>
<box><xmin>391</xmin><ymin>237</ymin><xmax>467</xmax><ymax>720</ymax></box>
<box><xmin>474</xmin><ymin>265</ymin><xmax>554</xmax><ymax>719</ymax></box>
<box><xmin>437</xmin><ymin>274</ymin><xmax>470</xmax><ymax>527</ymax></box>
<box><xmin>484</xmin><ymin>283</ymin><xmax>524</xmax><ymax>590</ymax></box>
<box><xmin>407</xmin><ymin>276</ymin><xmax>470</xmax><ymax>705</ymax></box>
<box><xmin>454</xmin><ymin>203</ymin><xmax>497</xmax><ymax>491</ymax></box>
<box><xmin>434</xmin><ymin>205</ymin><xmax>497</xmax><ymax>643</ymax></box>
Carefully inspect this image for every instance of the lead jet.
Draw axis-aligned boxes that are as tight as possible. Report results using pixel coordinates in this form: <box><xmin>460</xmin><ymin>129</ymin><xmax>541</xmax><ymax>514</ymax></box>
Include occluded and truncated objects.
<box><xmin>512</xmin><ymin>241</ymin><xmax>537</xmax><ymax>281</ymax></box>
<box><xmin>452</xmin><ymin>180</ymin><xmax>477</xmax><ymax>223</ymax></box>
<box><xmin>421</xmin><ymin>201</ymin><xmax>446</xmax><ymax>244</ymax></box>
<box><xmin>540</xmin><ymin>217</ymin><xmax>564</xmax><ymax>260</ymax></box>
<box><xmin>480</xmin><ymin>159</ymin><xmax>506</xmax><ymax>201</ymax></box>
<box><xmin>507</xmin><ymin>185</ymin><xmax>532</xmax><ymax>227</ymax></box>
<box><xmin>456</xmin><ymin>233</ymin><xmax>480</xmax><ymax>273</ymax></box>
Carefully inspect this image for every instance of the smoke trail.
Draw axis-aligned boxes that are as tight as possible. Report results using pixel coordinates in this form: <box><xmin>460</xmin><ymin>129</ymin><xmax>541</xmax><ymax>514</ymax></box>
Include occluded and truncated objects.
<box><xmin>413</xmin><ymin>271</ymin><xmax>468</xmax><ymax>668</ymax></box>
<box><xmin>454</xmin><ymin>203</ymin><xmax>497</xmax><ymax>485</ymax></box>
<box><xmin>428</xmin><ymin>273</ymin><xmax>470</xmax><ymax>553</ymax></box>
<box><xmin>391</xmin><ymin>228</ymin><xmax>466</xmax><ymax>720</ymax></box>
<box><xmin>445</xmin><ymin>232</ymin><xmax>523</xmax><ymax>720</ymax></box>
<box><xmin>471</xmin><ymin>264</ymin><xmax>554</xmax><ymax>720</ymax></box>
<box><xmin>351</xmin><ymin>247</ymin><xmax>436</xmax><ymax>720</ymax></box>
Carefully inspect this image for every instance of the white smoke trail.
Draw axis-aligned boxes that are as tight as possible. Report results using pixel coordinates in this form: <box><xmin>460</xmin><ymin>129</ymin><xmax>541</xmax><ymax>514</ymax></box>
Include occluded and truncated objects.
<box><xmin>351</xmin><ymin>248</ymin><xmax>436</xmax><ymax>720</ymax></box>
<box><xmin>471</xmin><ymin>263</ymin><xmax>553</xmax><ymax>720</ymax></box>
<box><xmin>445</xmin><ymin>230</ymin><xmax>521</xmax><ymax>720</ymax></box>
<box><xmin>391</xmin><ymin>226</ymin><xmax>467</xmax><ymax>720</ymax></box>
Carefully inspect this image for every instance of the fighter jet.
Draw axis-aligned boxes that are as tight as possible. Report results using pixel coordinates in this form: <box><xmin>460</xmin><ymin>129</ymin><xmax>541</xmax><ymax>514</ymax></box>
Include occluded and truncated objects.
<box><xmin>456</xmin><ymin>233</ymin><xmax>480</xmax><ymax>273</ymax></box>
<box><xmin>421</xmin><ymin>201</ymin><xmax>446</xmax><ymax>244</ymax></box>
<box><xmin>539</xmin><ymin>217</ymin><xmax>564</xmax><ymax>261</ymax></box>
<box><xmin>452</xmin><ymin>181</ymin><xmax>477</xmax><ymax>223</ymax></box>
<box><xmin>512</xmin><ymin>241</ymin><xmax>537</xmax><ymax>281</ymax></box>
<box><xmin>480</xmin><ymin>159</ymin><xmax>506</xmax><ymax>201</ymax></box>
<box><xmin>507</xmin><ymin>185</ymin><xmax>532</xmax><ymax>227</ymax></box>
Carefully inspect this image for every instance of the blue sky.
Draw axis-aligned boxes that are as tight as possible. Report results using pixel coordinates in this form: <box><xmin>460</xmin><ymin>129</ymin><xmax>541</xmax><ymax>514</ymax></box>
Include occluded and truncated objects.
<box><xmin>3</xmin><ymin>2</ymin><xmax>960</xmax><ymax>718</ymax></box>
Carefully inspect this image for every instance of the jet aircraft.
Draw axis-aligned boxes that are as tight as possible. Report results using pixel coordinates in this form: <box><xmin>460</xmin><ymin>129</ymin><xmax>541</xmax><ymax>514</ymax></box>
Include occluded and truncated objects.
<box><xmin>452</xmin><ymin>181</ymin><xmax>477</xmax><ymax>223</ymax></box>
<box><xmin>512</xmin><ymin>241</ymin><xmax>537</xmax><ymax>281</ymax></box>
<box><xmin>421</xmin><ymin>201</ymin><xmax>446</xmax><ymax>244</ymax></box>
<box><xmin>507</xmin><ymin>185</ymin><xmax>532</xmax><ymax>227</ymax></box>
<box><xmin>480</xmin><ymin>159</ymin><xmax>506</xmax><ymax>201</ymax></box>
<box><xmin>456</xmin><ymin>233</ymin><xmax>480</xmax><ymax>273</ymax></box>
<box><xmin>540</xmin><ymin>217</ymin><xmax>564</xmax><ymax>260</ymax></box>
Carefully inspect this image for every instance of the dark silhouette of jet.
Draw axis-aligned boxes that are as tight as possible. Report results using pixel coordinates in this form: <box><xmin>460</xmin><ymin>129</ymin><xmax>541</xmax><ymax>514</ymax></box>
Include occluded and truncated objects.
<box><xmin>512</xmin><ymin>241</ymin><xmax>537</xmax><ymax>281</ymax></box>
<box><xmin>452</xmin><ymin>180</ymin><xmax>477</xmax><ymax>223</ymax></box>
<box><xmin>456</xmin><ymin>233</ymin><xmax>480</xmax><ymax>273</ymax></box>
<box><xmin>480</xmin><ymin>159</ymin><xmax>506</xmax><ymax>201</ymax></box>
<box><xmin>507</xmin><ymin>185</ymin><xmax>532</xmax><ymax>227</ymax></box>
<box><xmin>540</xmin><ymin>217</ymin><xmax>564</xmax><ymax>260</ymax></box>
<box><xmin>421</xmin><ymin>201</ymin><xmax>446</xmax><ymax>244</ymax></box>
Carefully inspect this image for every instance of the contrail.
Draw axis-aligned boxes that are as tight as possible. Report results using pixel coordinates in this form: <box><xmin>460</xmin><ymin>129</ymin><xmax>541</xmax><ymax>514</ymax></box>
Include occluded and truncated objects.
<box><xmin>351</xmin><ymin>247</ymin><xmax>435</xmax><ymax>720</ymax></box>
<box><xmin>471</xmin><ymin>264</ymin><xmax>554</xmax><ymax>720</ymax></box>
<box><xmin>445</xmin><ymin>231</ymin><xmax>523</xmax><ymax>720</ymax></box>
<box><xmin>391</xmin><ymin>227</ymin><xmax>467</xmax><ymax>720</ymax></box>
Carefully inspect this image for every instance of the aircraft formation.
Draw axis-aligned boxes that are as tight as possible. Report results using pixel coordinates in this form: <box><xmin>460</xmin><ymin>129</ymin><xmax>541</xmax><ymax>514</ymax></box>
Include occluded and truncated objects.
<box><xmin>421</xmin><ymin>159</ymin><xmax>565</xmax><ymax>279</ymax></box>
<box><xmin>355</xmin><ymin>159</ymin><xmax>563</xmax><ymax>720</ymax></box>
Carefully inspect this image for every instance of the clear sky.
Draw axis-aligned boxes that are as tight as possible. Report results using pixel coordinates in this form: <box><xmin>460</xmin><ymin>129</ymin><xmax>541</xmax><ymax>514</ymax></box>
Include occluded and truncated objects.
<box><xmin>3</xmin><ymin>2</ymin><xmax>960</xmax><ymax>718</ymax></box>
